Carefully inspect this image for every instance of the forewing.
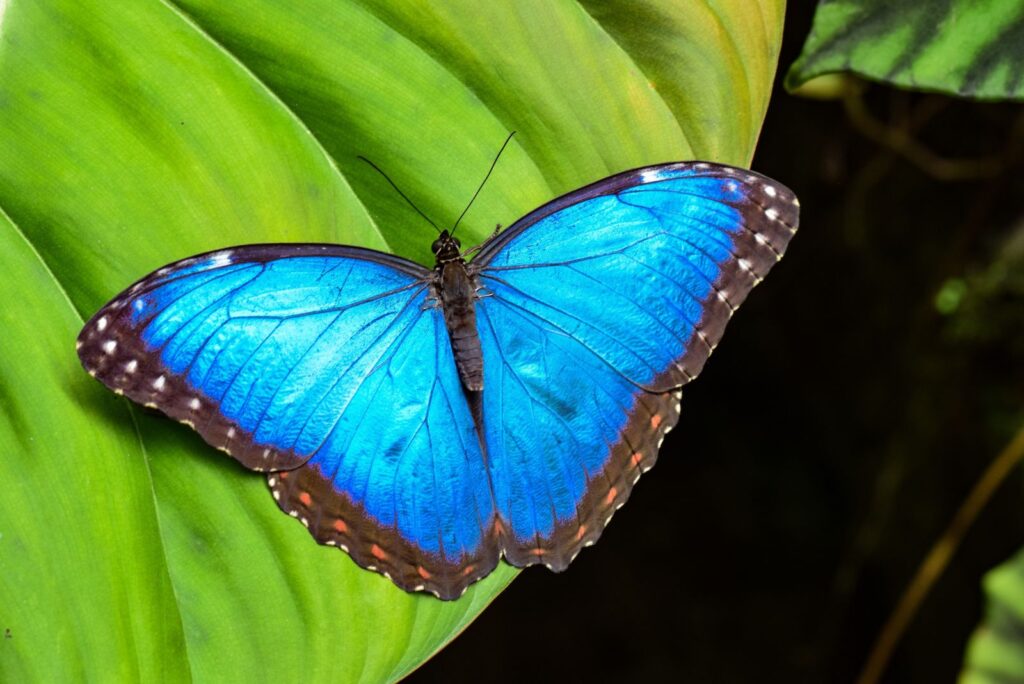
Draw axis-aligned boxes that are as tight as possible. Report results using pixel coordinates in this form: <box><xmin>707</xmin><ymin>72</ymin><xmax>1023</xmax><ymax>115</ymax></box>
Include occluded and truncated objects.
<box><xmin>78</xmin><ymin>245</ymin><xmax>428</xmax><ymax>471</ymax></box>
<box><xmin>475</xmin><ymin>162</ymin><xmax>799</xmax><ymax>391</ymax></box>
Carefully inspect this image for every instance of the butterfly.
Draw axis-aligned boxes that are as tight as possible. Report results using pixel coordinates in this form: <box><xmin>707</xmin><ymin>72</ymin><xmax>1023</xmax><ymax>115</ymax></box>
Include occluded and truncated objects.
<box><xmin>77</xmin><ymin>160</ymin><xmax>798</xmax><ymax>599</ymax></box>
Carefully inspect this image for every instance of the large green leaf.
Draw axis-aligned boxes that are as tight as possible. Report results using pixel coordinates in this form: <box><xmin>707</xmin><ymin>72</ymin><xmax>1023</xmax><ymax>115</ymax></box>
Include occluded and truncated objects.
<box><xmin>962</xmin><ymin>549</ymin><xmax>1024</xmax><ymax>683</ymax></box>
<box><xmin>787</xmin><ymin>0</ymin><xmax>1024</xmax><ymax>100</ymax></box>
<box><xmin>0</xmin><ymin>1</ymin><xmax>784</xmax><ymax>680</ymax></box>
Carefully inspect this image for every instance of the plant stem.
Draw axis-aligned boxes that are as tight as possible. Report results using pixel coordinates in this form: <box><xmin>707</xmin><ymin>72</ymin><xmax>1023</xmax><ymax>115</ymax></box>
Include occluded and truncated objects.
<box><xmin>856</xmin><ymin>423</ymin><xmax>1024</xmax><ymax>684</ymax></box>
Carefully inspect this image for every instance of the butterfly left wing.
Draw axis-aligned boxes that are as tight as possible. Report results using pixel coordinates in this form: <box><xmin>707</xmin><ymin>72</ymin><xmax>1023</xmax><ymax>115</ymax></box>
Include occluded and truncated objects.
<box><xmin>78</xmin><ymin>245</ymin><xmax>499</xmax><ymax>599</ymax></box>
<box><xmin>472</xmin><ymin>162</ymin><xmax>799</xmax><ymax>567</ymax></box>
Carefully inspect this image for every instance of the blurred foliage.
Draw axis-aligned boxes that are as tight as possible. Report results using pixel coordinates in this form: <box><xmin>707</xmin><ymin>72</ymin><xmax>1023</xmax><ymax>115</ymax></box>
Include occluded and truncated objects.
<box><xmin>787</xmin><ymin>4</ymin><xmax>1024</xmax><ymax>678</ymax></box>
<box><xmin>940</xmin><ymin>219</ymin><xmax>1024</xmax><ymax>342</ymax></box>
<box><xmin>788</xmin><ymin>0</ymin><xmax>1024</xmax><ymax>101</ymax></box>
<box><xmin>962</xmin><ymin>547</ymin><xmax>1024</xmax><ymax>683</ymax></box>
<box><xmin>953</xmin><ymin>222</ymin><xmax>1024</xmax><ymax>682</ymax></box>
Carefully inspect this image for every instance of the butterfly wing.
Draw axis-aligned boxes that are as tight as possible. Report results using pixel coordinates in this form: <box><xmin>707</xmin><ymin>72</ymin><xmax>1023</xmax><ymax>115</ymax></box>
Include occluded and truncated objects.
<box><xmin>472</xmin><ymin>162</ymin><xmax>798</xmax><ymax>565</ymax></box>
<box><xmin>77</xmin><ymin>245</ymin><xmax>498</xmax><ymax>598</ymax></box>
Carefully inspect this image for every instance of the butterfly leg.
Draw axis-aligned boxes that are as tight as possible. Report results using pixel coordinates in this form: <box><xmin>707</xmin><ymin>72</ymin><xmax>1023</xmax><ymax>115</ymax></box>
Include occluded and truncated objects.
<box><xmin>421</xmin><ymin>283</ymin><xmax>443</xmax><ymax>310</ymax></box>
<box><xmin>461</xmin><ymin>224</ymin><xmax>503</xmax><ymax>259</ymax></box>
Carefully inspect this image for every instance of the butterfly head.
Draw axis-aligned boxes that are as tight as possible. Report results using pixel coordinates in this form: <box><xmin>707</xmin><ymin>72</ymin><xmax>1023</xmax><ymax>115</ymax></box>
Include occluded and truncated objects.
<box><xmin>431</xmin><ymin>230</ymin><xmax>463</xmax><ymax>264</ymax></box>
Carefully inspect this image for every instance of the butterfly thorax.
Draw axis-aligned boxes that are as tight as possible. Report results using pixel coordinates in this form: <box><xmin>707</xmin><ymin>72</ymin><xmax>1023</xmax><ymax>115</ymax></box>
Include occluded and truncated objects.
<box><xmin>431</xmin><ymin>231</ymin><xmax>484</xmax><ymax>392</ymax></box>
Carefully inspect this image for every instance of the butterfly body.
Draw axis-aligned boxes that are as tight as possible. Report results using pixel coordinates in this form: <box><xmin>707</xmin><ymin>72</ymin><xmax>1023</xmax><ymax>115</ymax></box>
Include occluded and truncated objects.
<box><xmin>430</xmin><ymin>231</ymin><xmax>485</xmax><ymax>392</ymax></box>
<box><xmin>77</xmin><ymin>161</ymin><xmax>799</xmax><ymax>599</ymax></box>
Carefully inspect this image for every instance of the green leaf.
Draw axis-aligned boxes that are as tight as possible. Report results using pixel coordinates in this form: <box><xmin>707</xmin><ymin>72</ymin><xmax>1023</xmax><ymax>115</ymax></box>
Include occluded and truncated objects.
<box><xmin>961</xmin><ymin>549</ymin><xmax>1024</xmax><ymax>683</ymax></box>
<box><xmin>787</xmin><ymin>0</ymin><xmax>1024</xmax><ymax>101</ymax></box>
<box><xmin>0</xmin><ymin>1</ymin><xmax>783</xmax><ymax>680</ymax></box>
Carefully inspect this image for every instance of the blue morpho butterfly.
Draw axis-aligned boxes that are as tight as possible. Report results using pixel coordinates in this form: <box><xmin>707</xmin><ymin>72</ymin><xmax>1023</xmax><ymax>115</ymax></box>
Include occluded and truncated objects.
<box><xmin>77</xmin><ymin>145</ymin><xmax>798</xmax><ymax>600</ymax></box>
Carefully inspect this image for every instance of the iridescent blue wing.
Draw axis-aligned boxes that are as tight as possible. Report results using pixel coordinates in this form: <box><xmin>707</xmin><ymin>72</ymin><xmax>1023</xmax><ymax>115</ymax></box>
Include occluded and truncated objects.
<box><xmin>77</xmin><ymin>245</ymin><xmax>497</xmax><ymax>599</ymax></box>
<box><xmin>472</xmin><ymin>162</ymin><xmax>799</xmax><ymax>566</ymax></box>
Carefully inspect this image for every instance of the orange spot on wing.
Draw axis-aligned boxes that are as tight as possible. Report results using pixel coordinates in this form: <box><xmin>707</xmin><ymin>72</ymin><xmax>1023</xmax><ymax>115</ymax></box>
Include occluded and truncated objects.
<box><xmin>462</xmin><ymin>565</ymin><xmax>476</xmax><ymax>577</ymax></box>
<box><xmin>575</xmin><ymin>526</ymin><xmax>587</xmax><ymax>541</ymax></box>
<box><xmin>529</xmin><ymin>548</ymin><xmax>545</xmax><ymax>557</ymax></box>
<box><xmin>333</xmin><ymin>519</ymin><xmax>348</xmax><ymax>534</ymax></box>
<box><xmin>417</xmin><ymin>566</ymin><xmax>432</xmax><ymax>580</ymax></box>
<box><xmin>278</xmin><ymin>471</ymin><xmax>289</xmax><ymax>479</ymax></box>
<box><xmin>605</xmin><ymin>487</ymin><xmax>618</xmax><ymax>505</ymax></box>
<box><xmin>650</xmin><ymin>414</ymin><xmax>663</xmax><ymax>429</ymax></box>
<box><xmin>370</xmin><ymin>544</ymin><xmax>387</xmax><ymax>560</ymax></box>
<box><xmin>298</xmin><ymin>492</ymin><xmax>311</xmax><ymax>506</ymax></box>
<box><xmin>493</xmin><ymin>518</ymin><xmax>505</xmax><ymax>536</ymax></box>
<box><xmin>631</xmin><ymin>451</ymin><xmax>643</xmax><ymax>467</ymax></box>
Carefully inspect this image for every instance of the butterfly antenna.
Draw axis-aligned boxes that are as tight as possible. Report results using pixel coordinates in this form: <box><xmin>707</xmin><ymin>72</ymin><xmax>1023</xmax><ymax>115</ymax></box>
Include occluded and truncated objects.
<box><xmin>357</xmin><ymin>155</ymin><xmax>441</xmax><ymax>233</ymax></box>
<box><xmin>451</xmin><ymin>131</ymin><xmax>516</xmax><ymax>237</ymax></box>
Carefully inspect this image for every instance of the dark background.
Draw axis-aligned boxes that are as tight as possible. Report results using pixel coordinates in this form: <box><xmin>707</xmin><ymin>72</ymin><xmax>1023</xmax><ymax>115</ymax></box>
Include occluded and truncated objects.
<box><xmin>414</xmin><ymin>3</ymin><xmax>1024</xmax><ymax>682</ymax></box>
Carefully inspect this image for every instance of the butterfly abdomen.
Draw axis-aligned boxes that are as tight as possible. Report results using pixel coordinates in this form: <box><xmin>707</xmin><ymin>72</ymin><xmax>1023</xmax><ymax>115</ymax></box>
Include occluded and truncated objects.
<box><xmin>436</xmin><ymin>259</ymin><xmax>484</xmax><ymax>392</ymax></box>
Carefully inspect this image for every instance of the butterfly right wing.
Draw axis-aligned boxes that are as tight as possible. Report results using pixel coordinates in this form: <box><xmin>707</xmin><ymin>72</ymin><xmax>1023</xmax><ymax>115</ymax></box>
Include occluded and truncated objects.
<box><xmin>471</xmin><ymin>162</ymin><xmax>798</xmax><ymax>568</ymax></box>
<box><xmin>78</xmin><ymin>245</ymin><xmax>499</xmax><ymax>598</ymax></box>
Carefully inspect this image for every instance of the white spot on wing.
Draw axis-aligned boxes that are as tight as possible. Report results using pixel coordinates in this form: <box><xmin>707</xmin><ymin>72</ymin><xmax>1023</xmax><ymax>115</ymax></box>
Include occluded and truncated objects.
<box><xmin>124</xmin><ymin>360</ymin><xmax>137</xmax><ymax>373</ymax></box>
<box><xmin>208</xmin><ymin>251</ymin><xmax>234</xmax><ymax>268</ymax></box>
<box><xmin>96</xmin><ymin>316</ymin><xmax>108</xmax><ymax>331</ymax></box>
<box><xmin>189</xmin><ymin>398</ymin><xmax>201</xmax><ymax>410</ymax></box>
<box><xmin>152</xmin><ymin>375</ymin><xmax>166</xmax><ymax>391</ymax></box>
<box><xmin>764</xmin><ymin>185</ymin><xmax>778</xmax><ymax>198</ymax></box>
<box><xmin>640</xmin><ymin>169</ymin><xmax>663</xmax><ymax>184</ymax></box>
<box><xmin>102</xmin><ymin>340</ymin><xmax>117</xmax><ymax>354</ymax></box>
<box><xmin>765</xmin><ymin>208</ymin><xmax>779</xmax><ymax>221</ymax></box>
<box><xmin>226</xmin><ymin>427</ymin><xmax>236</xmax><ymax>439</ymax></box>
